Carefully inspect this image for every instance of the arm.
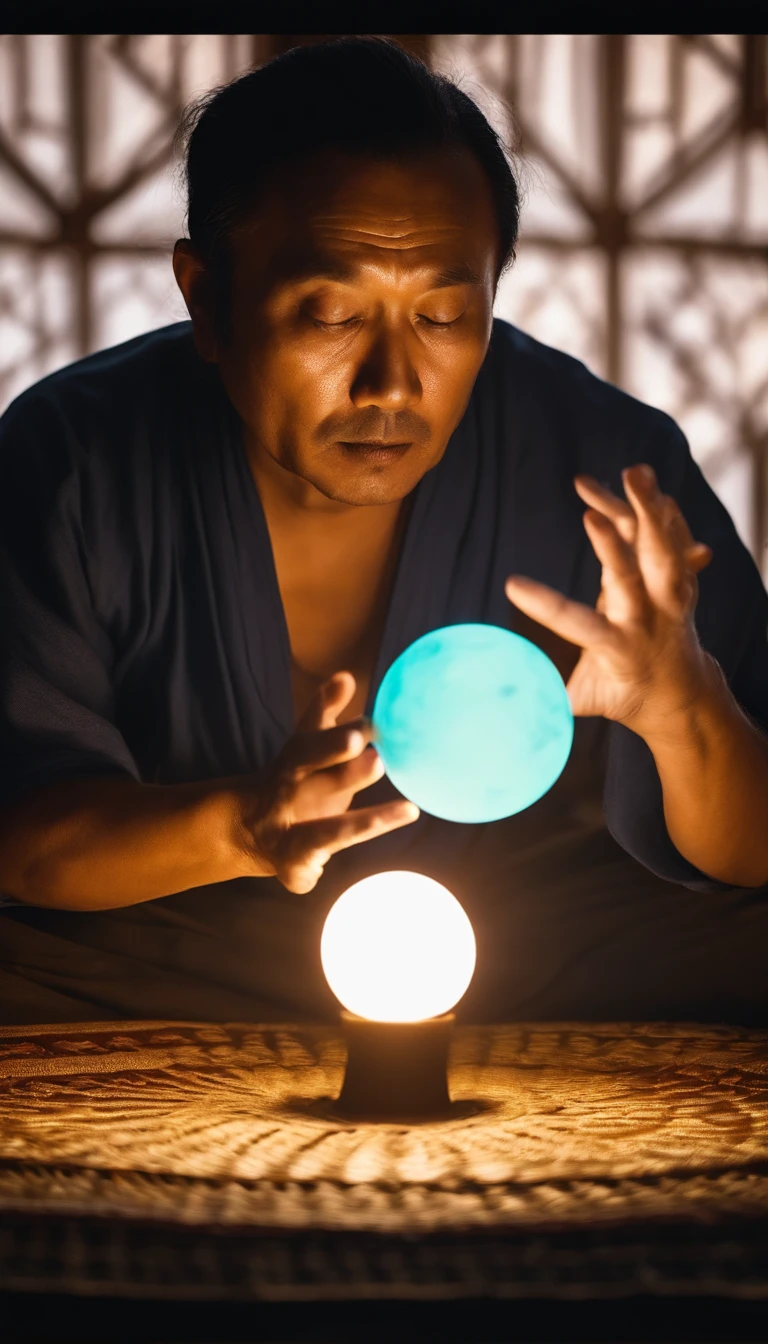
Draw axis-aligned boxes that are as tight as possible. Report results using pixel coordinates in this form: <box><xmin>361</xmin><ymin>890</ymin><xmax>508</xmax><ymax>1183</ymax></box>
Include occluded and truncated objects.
<box><xmin>0</xmin><ymin>774</ymin><xmax>248</xmax><ymax>910</ymax></box>
<box><xmin>642</xmin><ymin>657</ymin><xmax>768</xmax><ymax>886</ymax></box>
<box><xmin>506</xmin><ymin>455</ymin><xmax>768</xmax><ymax>890</ymax></box>
<box><xmin>0</xmin><ymin>673</ymin><xmax>418</xmax><ymax>911</ymax></box>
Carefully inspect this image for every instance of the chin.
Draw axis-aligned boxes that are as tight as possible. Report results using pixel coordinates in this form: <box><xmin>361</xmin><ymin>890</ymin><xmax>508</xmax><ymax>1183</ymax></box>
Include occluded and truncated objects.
<box><xmin>308</xmin><ymin>444</ymin><xmax>440</xmax><ymax>507</ymax></box>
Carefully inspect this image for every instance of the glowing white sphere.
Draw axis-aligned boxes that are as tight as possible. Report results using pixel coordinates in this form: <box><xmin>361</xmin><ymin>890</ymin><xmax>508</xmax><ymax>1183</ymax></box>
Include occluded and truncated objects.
<box><xmin>320</xmin><ymin>871</ymin><xmax>476</xmax><ymax>1023</ymax></box>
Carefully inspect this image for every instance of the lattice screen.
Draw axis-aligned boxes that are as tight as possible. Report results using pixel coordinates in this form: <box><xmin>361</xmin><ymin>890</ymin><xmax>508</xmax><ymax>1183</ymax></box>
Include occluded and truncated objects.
<box><xmin>432</xmin><ymin>35</ymin><xmax>768</xmax><ymax>573</ymax></box>
<box><xmin>0</xmin><ymin>35</ymin><xmax>265</xmax><ymax>403</ymax></box>
<box><xmin>1</xmin><ymin>34</ymin><xmax>767</xmax><ymax>574</ymax></box>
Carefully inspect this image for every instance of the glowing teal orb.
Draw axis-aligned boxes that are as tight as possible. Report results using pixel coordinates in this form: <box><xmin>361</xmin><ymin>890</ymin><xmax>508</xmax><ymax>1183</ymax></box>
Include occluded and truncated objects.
<box><xmin>372</xmin><ymin>623</ymin><xmax>574</xmax><ymax>824</ymax></box>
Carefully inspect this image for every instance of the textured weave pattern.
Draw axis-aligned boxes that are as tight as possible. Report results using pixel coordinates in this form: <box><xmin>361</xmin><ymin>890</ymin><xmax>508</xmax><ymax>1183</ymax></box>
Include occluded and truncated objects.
<box><xmin>1</xmin><ymin>1019</ymin><xmax>767</xmax><ymax>1299</ymax></box>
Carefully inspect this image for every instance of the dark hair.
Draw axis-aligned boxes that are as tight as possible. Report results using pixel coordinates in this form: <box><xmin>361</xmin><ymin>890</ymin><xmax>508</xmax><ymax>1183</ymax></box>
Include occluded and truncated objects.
<box><xmin>176</xmin><ymin>36</ymin><xmax>520</xmax><ymax>321</ymax></box>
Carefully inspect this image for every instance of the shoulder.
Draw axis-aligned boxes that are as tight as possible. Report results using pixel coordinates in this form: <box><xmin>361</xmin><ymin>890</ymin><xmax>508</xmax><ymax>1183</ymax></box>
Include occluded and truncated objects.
<box><xmin>0</xmin><ymin>323</ymin><xmax>207</xmax><ymax>554</ymax></box>
<box><xmin>485</xmin><ymin>318</ymin><xmax>685</xmax><ymax>478</ymax></box>
<box><xmin>1</xmin><ymin>322</ymin><xmax>199</xmax><ymax>447</ymax></box>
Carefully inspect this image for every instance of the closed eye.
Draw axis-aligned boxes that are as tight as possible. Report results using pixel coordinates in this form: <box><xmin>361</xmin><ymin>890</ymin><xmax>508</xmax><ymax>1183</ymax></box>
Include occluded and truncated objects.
<box><xmin>311</xmin><ymin>315</ymin><xmax>462</xmax><ymax>329</ymax></box>
<box><xmin>311</xmin><ymin>318</ymin><xmax>358</xmax><ymax>329</ymax></box>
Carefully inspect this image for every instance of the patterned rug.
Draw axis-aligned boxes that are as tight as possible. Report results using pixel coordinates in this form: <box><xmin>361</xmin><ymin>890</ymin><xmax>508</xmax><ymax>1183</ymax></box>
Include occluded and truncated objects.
<box><xmin>1</xmin><ymin>1019</ymin><xmax>768</xmax><ymax>1300</ymax></box>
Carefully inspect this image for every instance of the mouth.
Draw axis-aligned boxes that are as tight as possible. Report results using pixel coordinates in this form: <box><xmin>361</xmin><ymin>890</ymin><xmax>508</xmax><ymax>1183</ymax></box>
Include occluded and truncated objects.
<box><xmin>337</xmin><ymin>440</ymin><xmax>413</xmax><ymax>463</ymax></box>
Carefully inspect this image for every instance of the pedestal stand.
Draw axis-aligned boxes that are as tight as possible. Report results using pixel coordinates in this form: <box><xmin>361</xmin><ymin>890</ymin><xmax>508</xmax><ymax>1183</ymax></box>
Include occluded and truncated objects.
<box><xmin>334</xmin><ymin>1010</ymin><xmax>455</xmax><ymax>1121</ymax></box>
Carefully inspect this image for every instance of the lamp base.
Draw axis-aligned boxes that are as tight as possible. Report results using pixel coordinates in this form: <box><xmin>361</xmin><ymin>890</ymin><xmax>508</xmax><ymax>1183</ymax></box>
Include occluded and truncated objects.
<box><xmin>334</xmin><ymin>1010</ymin><xmax>455</xmax><ymax>1122</ymax></box>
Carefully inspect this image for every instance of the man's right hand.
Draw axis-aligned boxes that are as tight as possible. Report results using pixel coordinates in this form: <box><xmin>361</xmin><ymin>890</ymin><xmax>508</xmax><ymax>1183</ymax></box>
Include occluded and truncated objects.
<box><xmin>239</xmin><ymin>671</ymin><xmax>419</xmax><ymax>893</ymax></box>
<box><xmin>0</xmin><ymin>671</ymin><xmax>418</xmax><ymax>911</ymax></box>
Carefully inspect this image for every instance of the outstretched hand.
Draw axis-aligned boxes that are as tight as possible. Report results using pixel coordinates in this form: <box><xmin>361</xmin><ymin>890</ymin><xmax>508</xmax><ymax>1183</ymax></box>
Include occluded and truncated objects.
<box><xmin>504</xmin><ymin>464</ymin><xmax>716</xmax><ymax>737</ymax></box>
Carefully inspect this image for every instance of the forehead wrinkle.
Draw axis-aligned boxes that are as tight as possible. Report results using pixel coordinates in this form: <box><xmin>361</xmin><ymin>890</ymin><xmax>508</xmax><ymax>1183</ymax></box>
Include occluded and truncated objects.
<box><xmin>276</xmin><ymin>233</ymin><xmax>483</xmax><ymax>292</ymax></box>
<box><xmin>285</xmin><ymin>257</ymin><xmax>483</xmax><ymax>292</ymax></box>
<box><xmin>314</xmin><ymin>215</ymin><xmax>470</xmax><ymax>244</ymax></box>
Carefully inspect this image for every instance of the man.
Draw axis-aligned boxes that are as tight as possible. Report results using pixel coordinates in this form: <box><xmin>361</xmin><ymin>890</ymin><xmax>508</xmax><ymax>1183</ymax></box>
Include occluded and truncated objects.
<box><xmin>1</xmin><ymin>36</ymin><xmax>768</xmax><ymax>1026</ymax></box>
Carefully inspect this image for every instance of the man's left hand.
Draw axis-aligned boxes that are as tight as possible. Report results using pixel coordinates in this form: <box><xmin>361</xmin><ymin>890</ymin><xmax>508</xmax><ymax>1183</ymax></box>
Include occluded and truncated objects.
<box><xmin>504</xmin><ymin>463</ymin><xmax>717</xmax><ymax>738</ymax></box>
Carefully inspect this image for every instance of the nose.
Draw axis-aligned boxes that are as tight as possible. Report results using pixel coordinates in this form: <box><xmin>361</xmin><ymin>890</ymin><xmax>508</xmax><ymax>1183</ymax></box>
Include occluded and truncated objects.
<box><xmin>350</xmin><ymin>322</ymin><xmax>422</xmax><ymax>412</ymax></box>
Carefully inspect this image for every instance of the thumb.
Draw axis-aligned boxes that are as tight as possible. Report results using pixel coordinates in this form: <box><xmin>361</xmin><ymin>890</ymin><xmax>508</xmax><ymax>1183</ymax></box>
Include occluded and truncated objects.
<box><xmin>296</xmin><ymin>671</ymin><xmax>357</xmax><ymax>734</ymax></box>
<box><xmin>685</xmin><ymin>543</ymin><xmax>713</xmax><ymax>575</ymax></box>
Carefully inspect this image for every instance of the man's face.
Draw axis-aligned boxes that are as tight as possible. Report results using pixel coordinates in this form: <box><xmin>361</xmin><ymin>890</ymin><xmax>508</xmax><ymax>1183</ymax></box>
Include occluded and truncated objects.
<box><xmin>197</xmin><ymin>146</ymin><xmax>500</xmax><ymax>506</ymax></box>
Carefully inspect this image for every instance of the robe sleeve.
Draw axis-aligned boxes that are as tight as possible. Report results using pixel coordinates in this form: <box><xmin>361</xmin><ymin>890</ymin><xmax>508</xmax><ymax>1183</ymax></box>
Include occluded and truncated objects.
<box><xmin>0</xmin><ymin>390</ymin><xmax>140</xmax><ymax>807</ymax></box>
<box><xmin>603</xmin><ymin>414</ymin><xmax>768</xmax><ymax>891</ymax></box>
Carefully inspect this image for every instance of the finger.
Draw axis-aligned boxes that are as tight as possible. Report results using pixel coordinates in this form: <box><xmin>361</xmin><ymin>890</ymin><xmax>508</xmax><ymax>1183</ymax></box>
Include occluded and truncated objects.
<box><xmin>320</xmin><ymin>746</ymin><xmax>386</xmax><ymax>795</ymax></box>
<box><xmin>297</xmin><ymin>746</ymin><xmax>386</xmax><ymax>807</ymax></box>
<box><xmin>622</xmin><ymin>465</ymin><xmax>678</xmax><ymax>547</ymax></box>
<box><xmin>656</xmin><ymin>491</ymin><xmax>712</xmax><ymax>575</ymax></box>
<box><xmin>622</xmin><ymin>466</ymin><xmax>690</xmax><ymax>612</ymax></box>
<box><xmin>279</xmin><ymin>718</ymin><xmax>375</xmax><ymax>779</ymax></box>
<box><xmin>582</xmin><ymin>510</ymin><xmax>648</xmax><ymax>625</ymax></box>
<box><xmin>685</xmin><ymin>542</ymin><xmax>713</xmax><ymax>573</ymax></box>
<box><xmin>285</xmin><ymin>799</ymin><xmax>420</xmax><ymax>875</ymax></box>
<box><xmin>296</xmin><ymin>671</ymin><xmax>357</xmax><ymax>734</ymax></box>
<box><xmin>505</xmin><ymin>574</ymin><xmax>610</xmax><ymax>649</ymax></box>
<box><xmin>574</xmin><ymin>475</ymin><xmax>637</xmax><ymax>544</ymax></box>
<box><xmin>667</xmin><ymin>505</ymin><xmax>712</xmax><ymax>571</ymax></box>
<box><xmin>281</xmin><ymin>862</ymin><xmax>326</xmax><ymax>895</ymax></box>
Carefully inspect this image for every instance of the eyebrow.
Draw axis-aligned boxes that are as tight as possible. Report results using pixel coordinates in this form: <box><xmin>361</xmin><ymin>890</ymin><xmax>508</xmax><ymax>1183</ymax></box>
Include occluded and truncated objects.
<box><xmin>281</xmin><ymin>257</ymin><xmax>484</xmax><ymax>290</ymax></box>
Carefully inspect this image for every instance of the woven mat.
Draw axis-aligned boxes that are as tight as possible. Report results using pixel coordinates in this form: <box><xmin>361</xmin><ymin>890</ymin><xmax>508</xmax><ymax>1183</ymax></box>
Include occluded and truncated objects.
<box><xmin>1</xmin><ymin>1019</ymin><xmax>768</xmax><ymax>1300</ymax></box>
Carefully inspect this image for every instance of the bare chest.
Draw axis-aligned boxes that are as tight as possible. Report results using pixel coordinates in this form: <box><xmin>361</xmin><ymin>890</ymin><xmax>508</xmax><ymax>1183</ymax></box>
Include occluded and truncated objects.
<box><xmin>283</xmin><ymin>578</ymin><xmax>387</xmax><ymax>723</ymax></box>
<box><xmin>269</xmin><ymin>510</ymin><xmax>406</xmax><ymax>727</ymax></box>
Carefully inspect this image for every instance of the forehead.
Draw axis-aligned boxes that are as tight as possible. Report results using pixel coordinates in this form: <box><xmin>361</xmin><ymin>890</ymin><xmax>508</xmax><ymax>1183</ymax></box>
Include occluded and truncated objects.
<box><xmin>234</xmin><ymin>146</ymin><xmax>500</xmax><ymax>287</ymax></box>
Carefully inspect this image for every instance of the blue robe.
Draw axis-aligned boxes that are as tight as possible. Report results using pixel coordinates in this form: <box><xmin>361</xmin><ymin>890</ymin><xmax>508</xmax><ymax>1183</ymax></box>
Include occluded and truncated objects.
<box><xmin>1</xmin><ymin>319</ymin><xmax>767</xmax><ymax>1024</ymax></box>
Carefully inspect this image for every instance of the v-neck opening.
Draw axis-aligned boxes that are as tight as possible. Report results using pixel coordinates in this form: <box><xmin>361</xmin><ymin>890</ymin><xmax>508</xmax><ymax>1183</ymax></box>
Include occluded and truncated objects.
<box><xmin>227</xmin><ymin>408</ymin><xmax>435</xmax><ymax>738</ymax></box>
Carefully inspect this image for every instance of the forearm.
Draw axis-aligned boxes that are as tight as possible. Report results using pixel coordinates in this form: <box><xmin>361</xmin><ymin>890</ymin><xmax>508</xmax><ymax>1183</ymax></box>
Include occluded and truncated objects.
<box><xmin>642</xmin><ymin>656</ymin><xmax>768</xmax><ymax>887</ymax></box>
<box><xmin>0</xmin><ymin>776</ymin><xmax>257</xmax><ymax>910</ymax></box>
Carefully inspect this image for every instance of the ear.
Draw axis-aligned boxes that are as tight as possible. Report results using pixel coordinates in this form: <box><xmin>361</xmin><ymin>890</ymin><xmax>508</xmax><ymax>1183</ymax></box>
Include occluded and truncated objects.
<box><xmin>172</xmin><ymin>240</ymin><xmax>219</xmax><ymax>363</ymax></box>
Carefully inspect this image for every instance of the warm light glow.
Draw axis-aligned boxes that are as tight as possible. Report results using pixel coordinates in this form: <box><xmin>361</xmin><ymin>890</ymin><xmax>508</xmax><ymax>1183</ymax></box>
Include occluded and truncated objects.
<box><xmin>320</xmin><ymin>871</ymin><xmax>476</xmax><ymax>1023</ymax></box>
